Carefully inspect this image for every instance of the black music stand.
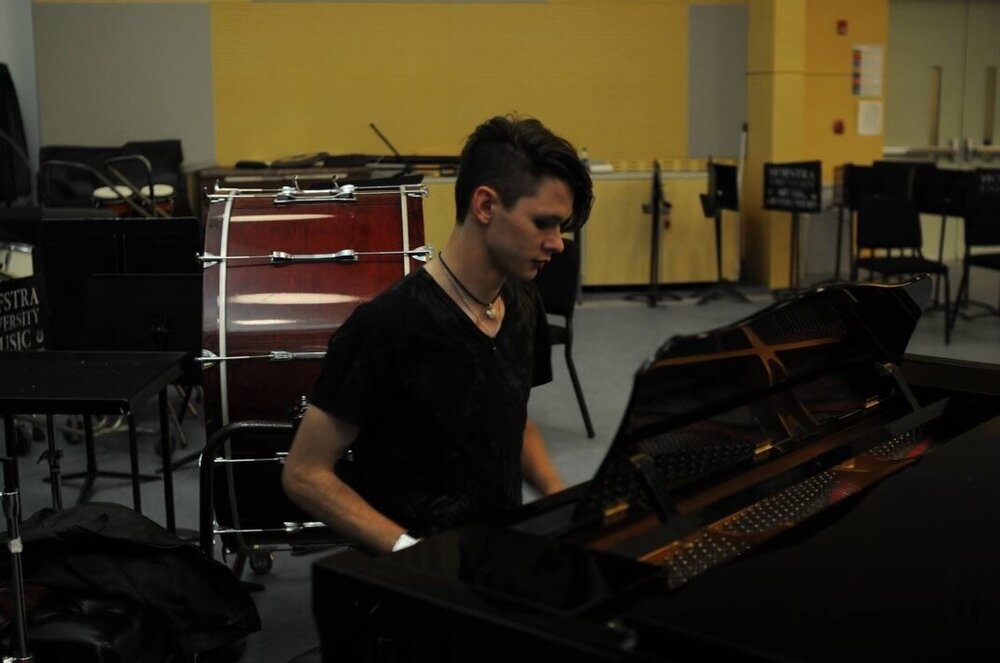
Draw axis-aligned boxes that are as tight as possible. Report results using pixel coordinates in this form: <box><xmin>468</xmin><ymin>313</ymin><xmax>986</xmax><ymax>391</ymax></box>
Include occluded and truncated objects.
<box><xmin>28</xmin><ymin>218</ymin><xmax>201</xmax><ymax>527</ymax></box>
<box><xmin>763</xmin><ymin>161</ymin><xmax>822</xmax><ymax>299</ymax></box>
<box><xmin>815</xmin><ymin>164</ymin><xmax>857</xmax><ymax>286</ymax></box>
<box><xmin>626</xmin><ymin>161</ymin><xmax>681</xmax><ymax>307</ymax></box>
<box><xmin>34</xmin><ymin>217</ymin><xmax>201</xmax><ymax>350</ymax></box>
<box><xmin>1</xmin><ymin>351</ymin><xmax>187</xmax><ymax>533</ymax></box>
<box><xmin>83</xmin><ymin>272</ymin><xmax>202</xmax><ymax>469</ymax></box>
<box><xmin>835</xmin><ymin>163</ymin><xmax>877</xmax><ymax>282</ymax></box>
<box><xmin>697</xmin><ymin>162</ymin><xmax>749</xmax><ymax>304</ymax></box>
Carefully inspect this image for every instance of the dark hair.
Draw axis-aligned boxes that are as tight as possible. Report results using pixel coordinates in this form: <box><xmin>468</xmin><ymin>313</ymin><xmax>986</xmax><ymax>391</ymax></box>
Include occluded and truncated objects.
<box><xmin>454</xmin><ymin>115</ymin><xmax>593</xmax><ymax>232</ymax></box>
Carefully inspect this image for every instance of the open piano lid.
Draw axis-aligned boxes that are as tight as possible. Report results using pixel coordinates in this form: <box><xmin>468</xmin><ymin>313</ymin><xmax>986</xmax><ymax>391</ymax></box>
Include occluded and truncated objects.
<box><xmin>569</xmin><ymin>276</ymin><xmax>939</xmax><ymax>573</ymax></box>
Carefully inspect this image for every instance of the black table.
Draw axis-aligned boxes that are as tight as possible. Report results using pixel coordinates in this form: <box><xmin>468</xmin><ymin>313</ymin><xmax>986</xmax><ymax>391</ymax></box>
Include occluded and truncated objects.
<box><xmin>0</xmin><ymin>351</ymin><xmax>188</xmax><ymax>532</ymax></box>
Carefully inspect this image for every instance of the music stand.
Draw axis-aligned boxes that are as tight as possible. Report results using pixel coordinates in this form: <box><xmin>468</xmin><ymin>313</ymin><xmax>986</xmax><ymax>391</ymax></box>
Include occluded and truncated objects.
<box><xmin>697</xmin><ymin>162</ymin><xmax>749</xmax><ymax>304</ymax></box>
<box><xmin>763</xmin><ymin>161</ymin><xmax>822</xmax><ymax>298</ymax></box>
<box><xmin>34</xmin><ymin>217</ymin><xmax>201</xmax><ymax>512</ymax></box>
<box><xmin>626</xmin><ymin>161</ymin><xmax>681</xmax><ymax>307</ymax></box>
<box><xmin>816</xmin><ymin>164</ymin><xmax>852</xmax><ymax>286</ymax></box>
<box><xmin>83</xmin><ymin>273</ymin><xmax>204</xmax><ymax>474</ymax></box>
<box><xmin>833</xmin><ymin>164</ymin><xmax>877</xmax><ymax>282</ymax></box>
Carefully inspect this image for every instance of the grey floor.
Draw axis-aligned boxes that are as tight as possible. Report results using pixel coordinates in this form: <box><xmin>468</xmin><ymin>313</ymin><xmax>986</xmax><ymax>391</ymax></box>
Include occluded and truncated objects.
<box><xmin>7</xmin><ymin>269</ymin><xmax>999</xmax><ymax>663</ymax></box>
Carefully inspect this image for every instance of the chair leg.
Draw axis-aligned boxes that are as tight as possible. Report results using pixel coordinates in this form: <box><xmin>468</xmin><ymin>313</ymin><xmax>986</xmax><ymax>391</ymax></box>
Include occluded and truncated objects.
<box><xmin>950</xmin><ymin>265</ymin><xmax>966</xmax><ymax>337</ymax></box>
<box><xmin>943</xmin><ymin>272</ymin><xmax>951</xmax><ymax>345</ymax></box>
<box><xmin>563</xmin><ymin>343</ymin><xmax>595</xmax><ymax>438</ymax></box>
<box><xmin>953</xmin><ymin>262</ymin><xmax>970</xmax><ymax>326</ymax></box>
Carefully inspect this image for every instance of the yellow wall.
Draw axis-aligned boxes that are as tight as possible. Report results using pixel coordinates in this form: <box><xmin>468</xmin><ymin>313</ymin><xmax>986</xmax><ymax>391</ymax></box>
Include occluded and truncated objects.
<box><xmin>803</xmin><ymin>0</ymin><xmax>886</xmax><ymax>179</ymax></box>
<box><xmin>210</xmin><ymin>1</ymin><xmax>693</xmax><ymax>166</ymax></box>
<box><xmin>744</xmin><ymin>0</ymin><xmax>887</xmax><ymax>289</ymax></box>
<box><xmin>424</xmin><ymin>171</ymin><xmax>737</xmax><ymax>287</ymax></box>
<box><xmin>206</xmin><ymin>0</ymin><xmax>750</xmax><ymax>285</ymax></box>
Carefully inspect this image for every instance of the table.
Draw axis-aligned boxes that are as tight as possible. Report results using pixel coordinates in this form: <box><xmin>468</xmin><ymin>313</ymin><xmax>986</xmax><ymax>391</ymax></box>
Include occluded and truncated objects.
<box><xmin>0</xmin><ymin>351</ymin><xmax>189</xmax><ymax>532</ymax></box>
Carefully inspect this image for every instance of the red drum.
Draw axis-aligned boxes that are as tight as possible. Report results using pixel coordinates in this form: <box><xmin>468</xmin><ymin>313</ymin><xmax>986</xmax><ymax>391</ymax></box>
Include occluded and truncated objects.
<box><xmin>200</xmin><ymin>181</ymin><xmax>429</xmax><ymax>437</ymax></box>
<box><xmin>92</xmin><ymin>185</ymin><xmax>134</xmax><ymax>217</ymax></box>
<box><xmin>139</xmin><ymin>183</ymin><xmax>176</xmax><ymax>216</ymax></box>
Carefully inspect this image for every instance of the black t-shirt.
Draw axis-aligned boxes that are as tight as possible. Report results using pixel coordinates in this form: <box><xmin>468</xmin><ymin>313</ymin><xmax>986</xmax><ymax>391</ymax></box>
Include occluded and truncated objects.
<box><xmin>310</xmin><ymin>268</ymin><xmax>552</xmax><ymax>536</ymax></box>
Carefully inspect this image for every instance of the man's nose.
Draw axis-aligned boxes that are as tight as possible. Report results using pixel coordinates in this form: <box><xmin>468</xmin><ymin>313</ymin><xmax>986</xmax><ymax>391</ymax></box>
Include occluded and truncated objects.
<box><xmin>545</xmin><ymin>231</ymin><xmax>565</xmax><ymax>254</ymax></box>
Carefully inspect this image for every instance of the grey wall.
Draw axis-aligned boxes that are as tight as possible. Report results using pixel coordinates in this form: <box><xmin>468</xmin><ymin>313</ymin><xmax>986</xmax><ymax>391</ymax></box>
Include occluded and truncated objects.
<box><xmin>32</xmin><ymin>3</ymin><xmax>216</xmax><ymax>169</ymax></box>
<box><xmin>688</xmin><ymin>3</ymin><xmax>747</xmax><ymax>159</ymax></box>
<box><xmin>0</xmin><ymin>0</ymin><xmax>40</xmax><ymax>175</ymax></box>
<box><xmin>885</xmin><ymin>0</ymin><xmax>1000</xmax><ymax>149</ymax></box>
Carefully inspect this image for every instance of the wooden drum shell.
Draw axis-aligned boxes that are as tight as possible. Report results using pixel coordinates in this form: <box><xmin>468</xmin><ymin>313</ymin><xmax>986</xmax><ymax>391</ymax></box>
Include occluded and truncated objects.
<box><xmin>202</xmin><ymin>190</ymin><xmax>427</xmax><ymax>438</ymax></box>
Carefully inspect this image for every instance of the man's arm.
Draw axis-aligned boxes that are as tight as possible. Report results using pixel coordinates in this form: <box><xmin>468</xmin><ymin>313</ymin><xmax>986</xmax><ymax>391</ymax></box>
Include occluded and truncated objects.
<box><xmin>282</xmin><ymin>405</ymin><xmax>407</xmax><ymax>554</ymax></box>
<box><xmin>520</xmin><ymin>417</ymin><xmax>567</xmax><ymax>496</ymax></box>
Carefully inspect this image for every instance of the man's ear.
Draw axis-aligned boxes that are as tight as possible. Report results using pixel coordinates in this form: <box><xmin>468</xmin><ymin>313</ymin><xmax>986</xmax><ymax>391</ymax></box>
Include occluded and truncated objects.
<box><xmin>470</xmin><ymin>185</ymin><xmax>499</xmax><ymax>225</ymax></box>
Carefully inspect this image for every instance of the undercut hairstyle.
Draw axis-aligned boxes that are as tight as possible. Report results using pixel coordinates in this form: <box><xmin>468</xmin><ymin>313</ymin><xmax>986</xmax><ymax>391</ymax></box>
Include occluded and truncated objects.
<box><xmin>454</xmin><ymin>115</ymin><xmax>594</xmax><ymax>232</ymax></box>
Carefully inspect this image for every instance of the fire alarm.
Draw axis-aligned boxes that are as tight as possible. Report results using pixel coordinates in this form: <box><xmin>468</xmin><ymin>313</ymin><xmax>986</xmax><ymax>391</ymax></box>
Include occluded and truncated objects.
<box><xmin>833</xmin><ymin>119</ymin><xmax>845</xmax><ymax>134</ymax></box>
<box><xmin>836</xmin><ymin>20</ymin><xmax>848</xmax><ymax>35</ymax></box>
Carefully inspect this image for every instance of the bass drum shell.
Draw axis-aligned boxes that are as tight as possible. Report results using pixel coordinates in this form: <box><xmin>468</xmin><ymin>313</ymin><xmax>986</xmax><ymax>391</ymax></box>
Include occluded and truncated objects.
<box><xmin>202</xmin><ymin>190</ymin><xmax>427</xmax><ymax>439</ymax></box>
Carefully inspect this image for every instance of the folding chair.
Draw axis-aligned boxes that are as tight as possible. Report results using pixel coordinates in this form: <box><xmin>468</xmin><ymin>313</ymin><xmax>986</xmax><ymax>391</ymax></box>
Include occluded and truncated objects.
<box><xmin>952</xmin><ymin>192</ymin><xmax>1000</xmax><ymax>331</ymax></box>
<box><xmin>534</xmin><ymin>238</ymin><xmax>595</xmax><ymax>438</ymax></box>
<box><xmin>854</xmin><ymin>194</ymin><xmax>951</xmax><ymax>344</ymax></box>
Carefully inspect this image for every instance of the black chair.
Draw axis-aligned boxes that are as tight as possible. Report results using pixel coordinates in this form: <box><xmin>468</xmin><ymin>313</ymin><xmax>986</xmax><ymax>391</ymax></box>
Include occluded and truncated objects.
<box><xmin>952</xmin><ymin>192</ymin><xmax>1000</xmax><ymax>330</ymax></box>
<box><xmin>854</xmin><ymin>194</ymin><xmax>951</xmax><ymax>344</ymax></box>
<box><xmin>534</xmin><ymin>238</ymin><xmax>595</xmax><ymax>438</ymax></box>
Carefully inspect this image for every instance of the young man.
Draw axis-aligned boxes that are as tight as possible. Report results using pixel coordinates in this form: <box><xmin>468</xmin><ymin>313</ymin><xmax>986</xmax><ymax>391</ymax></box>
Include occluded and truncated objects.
<box><xmin>282</xmin><ymin>115</ymin><xmax>593</xmax><ymax>554</ymax></box>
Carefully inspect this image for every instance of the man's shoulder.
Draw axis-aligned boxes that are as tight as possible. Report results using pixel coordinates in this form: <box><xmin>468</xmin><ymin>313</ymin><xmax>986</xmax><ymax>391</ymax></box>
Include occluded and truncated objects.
<box><xmin>371</xmin><ymin>269</ymin><xmax>433</xmax><ymax>306</ymax></box>
<box><xmin>350</xmin><ymin>269</ymin><xmax>435</xmax><ymax>324</ymax></box>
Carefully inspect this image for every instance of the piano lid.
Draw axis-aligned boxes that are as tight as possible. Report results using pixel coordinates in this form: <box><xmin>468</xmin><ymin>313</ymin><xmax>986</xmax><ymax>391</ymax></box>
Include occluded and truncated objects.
<box><xmin>573</xmin><ymin>276</ymin><xmax>932</xmax><ymax>528</ymax></box>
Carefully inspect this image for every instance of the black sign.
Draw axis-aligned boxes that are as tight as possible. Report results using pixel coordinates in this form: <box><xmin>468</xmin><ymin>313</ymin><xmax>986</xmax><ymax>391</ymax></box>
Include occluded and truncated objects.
<box><xmin>977</xmin><ymin>169</ymin><xmax>1000</xmax><ymax>196</ymax></box>
<box><xmin>764</xmin><ymin>161</ymin><xmax>822</xmax><ymax>213</ymax></box>
<box><xmin>0</xmin><ymin>275</ymin><xmax>46</xmax><ymax>351</ymax></box>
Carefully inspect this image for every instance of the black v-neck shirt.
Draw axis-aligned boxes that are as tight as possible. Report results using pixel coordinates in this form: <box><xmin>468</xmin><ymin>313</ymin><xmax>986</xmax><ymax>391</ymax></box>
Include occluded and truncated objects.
<box><xmin>310</xmin><ymin>268</ymin><xmax>552</xmax><ymax>536</ymax></box>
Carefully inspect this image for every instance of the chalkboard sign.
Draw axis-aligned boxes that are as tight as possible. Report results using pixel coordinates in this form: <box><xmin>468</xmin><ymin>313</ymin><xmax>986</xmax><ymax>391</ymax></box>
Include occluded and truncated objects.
<box><xmin>977</xmin><ymin>169</ymin><xmax>1000</xmax><ymax>196</ymax></box>
<box><xmin>764</xmin><ymin>161</ymin><xmax>822</xmax><ymax>213</ymax></box>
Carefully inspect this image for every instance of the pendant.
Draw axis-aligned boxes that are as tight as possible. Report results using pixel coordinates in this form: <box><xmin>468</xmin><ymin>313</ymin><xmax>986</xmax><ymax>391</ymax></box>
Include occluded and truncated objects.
<box><xmin>485</xmin><ymin>304</ymin><xmax>496</xmax><ymax>320</ymax></box>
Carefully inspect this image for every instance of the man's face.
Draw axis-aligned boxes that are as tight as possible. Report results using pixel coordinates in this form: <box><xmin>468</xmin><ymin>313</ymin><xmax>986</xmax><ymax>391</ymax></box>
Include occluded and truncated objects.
<box><xmin>486</xmin><ymin>176</ymin><xmax>573</xmax><ymax>281</ymax></box>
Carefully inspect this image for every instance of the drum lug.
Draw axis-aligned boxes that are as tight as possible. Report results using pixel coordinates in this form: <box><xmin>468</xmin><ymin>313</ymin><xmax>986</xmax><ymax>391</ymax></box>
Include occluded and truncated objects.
<box><xmin>199</xmin><ymin>349</ymin><xmax>219</xmax><ymax>369</ymax></box>
<box><xmin>292</xmin><ymin>396</ymin><xmax>309</xmax><ymax>422</ymax></box>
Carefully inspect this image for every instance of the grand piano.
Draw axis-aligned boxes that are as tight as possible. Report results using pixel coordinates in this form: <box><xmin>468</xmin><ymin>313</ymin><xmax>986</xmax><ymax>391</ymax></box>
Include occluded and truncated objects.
<box><xmin>313</xmin><ymin>276</ymin><xmax>1000</xmax><ymax>662</ymax></box>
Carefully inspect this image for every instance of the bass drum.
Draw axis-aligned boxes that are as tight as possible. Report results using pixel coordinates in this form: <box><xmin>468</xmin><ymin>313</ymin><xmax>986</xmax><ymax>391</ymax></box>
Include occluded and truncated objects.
<box><xmin>201</xmin><ymin>181</ymin><xmax>429</xmax><ymax>439</ymax></box>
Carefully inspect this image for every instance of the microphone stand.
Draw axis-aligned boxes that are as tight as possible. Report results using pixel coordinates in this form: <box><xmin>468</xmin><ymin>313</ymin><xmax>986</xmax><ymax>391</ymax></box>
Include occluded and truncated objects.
<box><xmin>369</xmin><ymin>123</ymin><xmax>413</xmax><ymax>176</ymax></box>
<box><xmin>1</xmin><ymin>453</ymin><xmax>33</xmax><ymax>662</ymax></box>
